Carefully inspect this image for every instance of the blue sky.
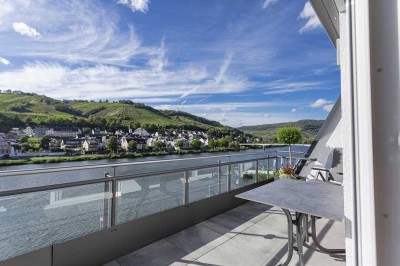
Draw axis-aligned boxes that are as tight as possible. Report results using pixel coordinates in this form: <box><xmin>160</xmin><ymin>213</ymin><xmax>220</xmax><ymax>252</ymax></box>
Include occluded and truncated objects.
<box><xmin>0</xmin><ymin>0</ymin><xmax>340</xmax><ymax>127</ymax></box>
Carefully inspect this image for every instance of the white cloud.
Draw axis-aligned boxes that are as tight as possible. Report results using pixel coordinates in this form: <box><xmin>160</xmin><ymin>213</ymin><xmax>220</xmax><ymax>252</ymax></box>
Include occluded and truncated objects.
<box><xmin>0</xmin><ymin>61</ymin><xmax>255</xmax><ymax>100</ymax></box>
<box><xmin>181</xmin><ymin>100</ymin><xmax>187</xmax><ymax>105</ymax></box>
<box><xmin>264</xmin><ymin>114</ymin><xmax>270</xmax><ymax>118</ymax></box>
<box><xmin>310</xmin><ymin>98</ymin><xmax>332</xmax><ymax>108</ymax></box>
<box><xmin>263</xmin><ymin>0</ymin><xmax>278</xmax><ymax>9</ymax></box>
<box><xmin>0</xmin><ymin>57</ymin><xmax>10</xmax><ymax>65</ymax></box>
<box><xmin>220</xmin><ymin>107</ymin><xmax>237</xmax><ymax>112</ymax></box>
<box><xmin>299</xmin><ymin>2</ymin><xmax>322</xmax><ymax>33</ymax></box>
<box><xmin>291</xmin><ymin>108</ymin><xmax>297</xmax><ymax>112</ymax></box>
<box><xmin>131</xmin><ymin>97</ymin><xmax>177</xmax><ymax>103</ymax></box>
<box><xmin>264</xmin><ymin>81</ymin><xmax>323</xmax><ymax>95</ymax></box>
<box><xmin>12</xmin><ymin>22</ymin><xmax>41</xmax><ymax>38</ymax></box>
<box><xmin>117</xmin><ymin>0</ymin><xmax>150</xmax><ymax>13</ymax></box>
<box><xmin>323</xmin><ymin>104</ymin><xmax>334</xmax><ymax>112</ymax></box>
<box><xmin>0</xmin><ymin>1</ymin><xmax>143</xmax><ymax>65</ymax></box>
<box><xmin>215</xmin><ymin>52</ymin><xmax>233</xmax><ymax>85</ymax></box>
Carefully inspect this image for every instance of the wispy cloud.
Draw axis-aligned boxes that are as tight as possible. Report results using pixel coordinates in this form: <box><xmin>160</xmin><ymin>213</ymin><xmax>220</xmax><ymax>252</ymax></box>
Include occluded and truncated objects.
<box><xmin>131</xmin><ymin>97</ymin><xmax>178</xmax><ymax>103</ymax></box>
<box><xmin>0</xmin><ymin>57</ymin><xmax>10</xmax><ymax>65</ymax></box>
<box><xmin>323</xmin><ymin>104</ymin><xmax>334</xmax><ymax>112</ymax></box>
<box><xmin>0</xmin><ymin>62</ymin><xmax>254</xmax><ymax>100</ymax></box>
<box><xmin>117</xmin><ymin>0</ymin><xmax>150</xmax><ymax>13</ymax></box>
<box><xmin>310</xmin><ymin>98</ymin><xmax>332</xmax><ymax>108</ymax></box>
<box><xmin>310</xmin><ymin>99</ymin><xmax>334</xmax><ymax>112</ymax></box>
<box><xmin>264</xmin><ymin>81</ymin><xmax>323</xmax><ymax>95</ymax></box>
<box><xmin>0</xmin><ymin>1</ymin><xmax>143</xmax><ymax>65</ymax></box>
<box><xmin>299</xmin><ymin>2</ymin><xmax>322</xmax><ymax>33</ymax></box>
<box><xmin>291</xmin><ymin>108</ymin><xmax>297</xmax><ymax>112</ymax></box>
<box><xmin>263</xmin><ymin>114</ymin><xmax>271</xmax><ymax>118</ymax></box>
<box><xmin>12</xmin><ymin>22</ymin><xmax>41</xmax><ymax>38</ymax></box>
<box><xmin>215</xmin><ymin>52</ymin><xmax>233</xmax><ymax>85</ymax></box>
<box><xmin>263</xmin><ymin>0</ymin><xmax>279</xmax><ymax>9</ymax></box>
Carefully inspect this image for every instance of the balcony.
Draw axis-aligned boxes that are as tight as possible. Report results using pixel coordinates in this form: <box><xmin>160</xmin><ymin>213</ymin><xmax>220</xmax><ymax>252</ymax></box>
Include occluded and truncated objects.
<box><xmin>104</xmin><ymin>202</ymin><xmax>345</xmax><ymax>266</ymax></box>
<box><xmin>0</xmin><ymin>151</ymin><xmax>345</xmax><ymax>266</ymax></box>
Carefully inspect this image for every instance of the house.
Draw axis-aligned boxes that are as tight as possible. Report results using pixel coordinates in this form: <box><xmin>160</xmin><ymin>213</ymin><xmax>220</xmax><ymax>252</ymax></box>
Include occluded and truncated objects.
<box><xmin>23</xmin><ymin>126</ymin><xmax>34</xmax><ymax>136</ymax></box>
<box><xmin>133</xmin><ymin>128</ymin><xmax>150</xmax><ymax>137</ymax></box>
<box><xmin>9</xmin><ymin>128</ymin><xmax>24</xmax><ymax>137</ymax></box>
<box><xmin>48</xmin><ymin>127</ymin><xmax>81</xmax><ymax>138</ymax></box>
<box><xmin>60</xmin><ymin>139</ymin><xmax>81</xmax><ymax>150</ymax></box>
<box><xmin>135</xmin><ymin>138</ymin><xmax>147</xmax><ymax>151</ymax></box>
<box><xmin>120</xmin><ymin>136</ymin><xmax>135</xmax><ymax>151</ymax></box>
<box><xmin>92</xmin><ymin>128</ymin><xmax>107</xmax><ymax>136</ymax></box>
<box><xmin>124</xmin><ymin>137</ymin><xmax>147</xmax><ymax>151</ymax></box>
<box><xmin>34</xmin><ymin>126</ymin><xmax>48</xmax><ymax>138</ymax></box>
<box><xmin>49</xmin><ymin>138</ymin><xmax>61</xmax><ymax>151</ymax></box>
<box><xmin>0</xmin><ymin>135</ymin><xmax>11</xmax><ymax>155</ymax></box>
<box><xmin>82</xmin><ymin>139</ymin><xmax>99</xmax><ymax>152</ymax></box>
<box><xmin>146</xmin><ymin>138</ymin><xmax>156</xmax><ymax>149</ymax></box>
<box><xmin>173</xmin><ymin>139</ymin><xmax>190</xmax><ymax>150</ymax></box>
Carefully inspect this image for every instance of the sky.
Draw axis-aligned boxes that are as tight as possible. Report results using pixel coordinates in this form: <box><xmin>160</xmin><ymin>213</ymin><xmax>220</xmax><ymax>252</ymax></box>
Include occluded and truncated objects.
<box><xmin>0</xmin><ymin>0</ymin><xmax>340</xmax><ymax>127</ymax></box>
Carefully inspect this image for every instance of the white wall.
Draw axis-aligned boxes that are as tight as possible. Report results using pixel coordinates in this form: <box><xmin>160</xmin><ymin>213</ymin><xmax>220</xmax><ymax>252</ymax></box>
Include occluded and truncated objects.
<box><xmin>299</xmin><ymin>100</ymin><xmax>342</xmax><ymax>180</ymax></box>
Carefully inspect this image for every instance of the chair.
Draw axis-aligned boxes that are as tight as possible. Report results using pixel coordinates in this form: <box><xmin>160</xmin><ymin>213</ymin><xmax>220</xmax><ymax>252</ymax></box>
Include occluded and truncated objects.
<box><xmin>311</xmin><ymin>148</ymin><xmax>343</xmax><ymax>185</ymax></box>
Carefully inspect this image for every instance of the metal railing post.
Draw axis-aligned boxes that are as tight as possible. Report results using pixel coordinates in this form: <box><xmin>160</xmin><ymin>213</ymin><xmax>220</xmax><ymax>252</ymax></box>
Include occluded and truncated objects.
<box><xmin>217</xmin><ymin>160</ymin><xmax>221</xmax><ymax>194</ymax></box>
<box><xmin>228</xmin><ymin>163</ymin><xmax>231</xmax><ymax>192</ymax></box>
<box><xmin>110</xmin><ymin>167</ymin><xmax>117</xmax><ymax>227</ymax></box>
<box><xmin>103</xmin><ymin>171</ymin><xmax>114</xmax><ymax>228</ymax></box>
<box><xmin>255</xmin><ymin>160</ymin><xmax>259</xmax><ymax>182</ymax></box>
<box><xmin>275</xmin><ymin>157</ymin><xmax>279</xmax><ymax>173</ymax></box>
<box><xmin>267</xmin><ymin>155</ymin><xmax>270</xmax><ymax>179</ymax></box>
<box><xmin>184</xmin><ymin>170</ymin><xmax>189</xmax><ymax>205</ymax></box>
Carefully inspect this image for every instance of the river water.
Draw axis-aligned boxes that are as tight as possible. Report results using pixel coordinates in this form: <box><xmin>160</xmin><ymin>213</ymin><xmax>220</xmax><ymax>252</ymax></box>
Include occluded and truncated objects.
<box><xmin>0</xmin><ymin>146</ymin><xmax>308</xmax><ymax>261</ymax></box>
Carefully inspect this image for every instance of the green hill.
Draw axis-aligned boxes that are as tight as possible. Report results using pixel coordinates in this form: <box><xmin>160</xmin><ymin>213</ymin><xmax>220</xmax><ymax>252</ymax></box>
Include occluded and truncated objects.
<box><xmin>238</xmin><ymin>119</ymin><xmax>324</xmax><ymax>143</ymax></box>
<box><xmin>0</xmin><ymin>92</ymin><xmax>234</xmax><ymax>133</ymax></box>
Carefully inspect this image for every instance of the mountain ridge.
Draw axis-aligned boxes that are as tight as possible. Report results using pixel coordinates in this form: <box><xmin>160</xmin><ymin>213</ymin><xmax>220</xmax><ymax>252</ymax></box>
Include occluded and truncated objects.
<box><xmin>0</xmin><ymin>92</ymin><xmax>236</xmax><ymax>134</ymax></box>
<box><xmin>238</xmin><ymin>119</ymin><xmax>324</xmax><ymax>143</ymax></box>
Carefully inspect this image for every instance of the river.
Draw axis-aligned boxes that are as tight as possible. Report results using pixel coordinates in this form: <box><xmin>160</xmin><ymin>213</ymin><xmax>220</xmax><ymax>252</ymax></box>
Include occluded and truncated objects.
<box><xmin>0</xmin><ymin>146</ymin><xmax>308</xmax><ymax>261</ymax></box>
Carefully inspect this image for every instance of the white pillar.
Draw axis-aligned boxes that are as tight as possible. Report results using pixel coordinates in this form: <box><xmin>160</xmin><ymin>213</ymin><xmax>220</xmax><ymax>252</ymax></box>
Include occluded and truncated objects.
<box><xmin>339</xmin><ymin>9</ymin><xmax>357</xmax><ymax>266</ymax></box>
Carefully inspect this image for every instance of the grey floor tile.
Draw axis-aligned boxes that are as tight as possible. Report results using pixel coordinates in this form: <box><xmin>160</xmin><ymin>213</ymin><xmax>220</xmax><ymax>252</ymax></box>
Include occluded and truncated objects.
<box><xmin>103</xmin><ymin>260</ymin><xmax>120</xmax><ymax>266</ymax></box>
<box><xmin>166</xmin><ymin>223</ymin><xmax>230</xmax><ymax>260</ymax></box>
<box><xmin>117</xmin><ymin>239</ymin><xmax>190</xmax><ymax>266</ymax></box>
<box><xmin>209</xmin><ymin>212</ymin><xmax>254</xmax><ymax>233</ymax></box>
<box><xmin>223</xmin><ymin>202</ymin><xmax>273</xmax><ymax>222</ymax></box>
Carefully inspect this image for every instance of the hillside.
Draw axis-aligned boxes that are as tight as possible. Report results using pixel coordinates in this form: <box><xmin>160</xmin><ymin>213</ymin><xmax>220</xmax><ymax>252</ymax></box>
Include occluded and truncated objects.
<box><xmin>0</xmin><ymin>92</ymin><xmax>234</xmax><ymax>133</ymax></box>
<box><xmin>239</xmin><ymin>119</ymin><xmax>324</xmax><ymax>143</ymax></box>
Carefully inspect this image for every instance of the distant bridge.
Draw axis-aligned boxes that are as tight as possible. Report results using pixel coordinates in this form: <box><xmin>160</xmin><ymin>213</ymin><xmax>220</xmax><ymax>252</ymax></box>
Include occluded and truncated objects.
<box><xmin>239</xmin><ymin>143</ymin><xmax>311</xmax><ymax>151</ymax></box>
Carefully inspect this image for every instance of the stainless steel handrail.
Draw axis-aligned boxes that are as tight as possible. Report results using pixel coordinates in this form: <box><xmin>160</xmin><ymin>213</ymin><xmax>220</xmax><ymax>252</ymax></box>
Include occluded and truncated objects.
<box><xmin>0</xmin><ymin>151</ymin><xmax>271</xmax><ymax>178</ymax></box>
<box><xmin>0</xmin><ymin>155</ymin><xmax>279</xmax><ymax>197</ymax></box>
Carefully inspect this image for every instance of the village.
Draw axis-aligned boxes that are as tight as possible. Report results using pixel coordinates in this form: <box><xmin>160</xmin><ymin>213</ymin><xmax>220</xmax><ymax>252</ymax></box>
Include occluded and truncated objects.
<box><xmin>0</xmin><ymin>126</ymin><xmax>251</xmax><ymax>159</ymax></box>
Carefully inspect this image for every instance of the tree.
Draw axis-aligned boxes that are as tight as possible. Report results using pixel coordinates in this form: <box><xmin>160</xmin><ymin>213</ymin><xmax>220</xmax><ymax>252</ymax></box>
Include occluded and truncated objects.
<box><xmin>217</xmin><ymin>138</ymin><xmax>229</xmax><ymax>148</ymax></box>
<box><xmin>127</xmin><ymin>140</ymin><xmax>137</xmax><ymax>152</ymax></box>
<box><xmin>175</xmin><ymin>140</ymin><xmax>184</xmax><ymax>149</ymax></box>
<box><xmin>208</xmin><ymin>139</ymin><xmax>216</xmax><ymax>148</ymax></box>
<box><xmin>19</xmin><ymin>136</ymin><xmax>29</xmax><ymax>143</ymax></box>
<box><xmin>229</xmin><ymin>141</ymin><xmax>240</xmax><ymax>149</ymax></box>
<box><xmin>107</xmin><ymin>136</ymin><xmax>118</xmax><ymax>153</ymax></box>
<box><xmin>155</xmin><ymin>141</ymin><xmax>165</xmax><ymax>150</ymax></box>
<box><xmin>191</xmin><ymin>139</ymin><xmax>202</xmax><ymax>150</ymax></box>
<box><xmin>276</xmin><ymin>127</ymin><xmax>303</xmax><ymax>166</ymax></box>
<box><xmin>40</xmin><ymin>135</ymin><xmax>54</xmax><ymax>150</ymax></box>
<box><xmin>82</xmin><ymin>128</ymin><xmax>91</xmax><ymax>135</ymax></box>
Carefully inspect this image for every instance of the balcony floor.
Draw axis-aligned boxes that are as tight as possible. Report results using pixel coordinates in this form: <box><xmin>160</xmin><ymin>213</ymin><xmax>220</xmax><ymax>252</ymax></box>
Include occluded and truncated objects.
<box><xmin>104</xmin><ymin>202</ymin><xmax>345</xmax><ymax>266</ymax></box>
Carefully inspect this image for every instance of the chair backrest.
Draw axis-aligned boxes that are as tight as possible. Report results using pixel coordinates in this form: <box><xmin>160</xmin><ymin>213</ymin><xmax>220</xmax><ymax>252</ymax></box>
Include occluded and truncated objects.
<box><xmin>329</xmin><ymin>148</ymin><xmax>343</xmax><ymax>183</ymax></box>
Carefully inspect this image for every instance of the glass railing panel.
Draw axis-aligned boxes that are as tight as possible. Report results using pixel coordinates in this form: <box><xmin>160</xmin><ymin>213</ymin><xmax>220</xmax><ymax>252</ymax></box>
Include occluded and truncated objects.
<box><xmin>115</xmin><ymin>172</ymin><xmax>185</xmax><ymax>224</ymax></box>
<box><xmin>0</xmin><ymin>182</ymin><xmax>111</xmax><ymax>261</ymax></box>
<box><xmin>0</xmin><ymin>166</ymin><xmax>115</xmax><ymax>192</ymax></box>
<box><xmin>188</xmin><ymin>166</ymin><xmax>228</xmax><ymax>203</ymax></box>
<box><xmin>230</xmin><ymin>161</ymin><xmax>257</xmax><ymax>190</ymax></box>
<box><xmin>257</xmin><ymin>159</ymin><xmax>269</xmax><ymax>181</ymax></box>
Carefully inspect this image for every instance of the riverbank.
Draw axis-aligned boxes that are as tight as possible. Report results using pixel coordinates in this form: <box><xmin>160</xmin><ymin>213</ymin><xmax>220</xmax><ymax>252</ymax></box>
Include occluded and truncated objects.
<box><xmin>0</xmin><ymin>147</ymin><xmax>273</xmax><ymax>167</ymax></box>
